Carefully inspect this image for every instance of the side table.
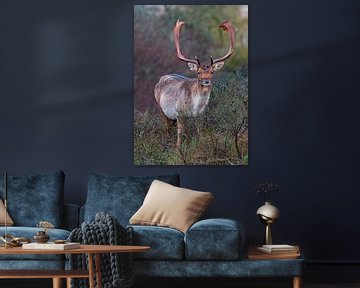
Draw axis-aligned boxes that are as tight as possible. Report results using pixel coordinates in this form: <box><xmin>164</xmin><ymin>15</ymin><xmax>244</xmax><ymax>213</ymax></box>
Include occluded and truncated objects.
<box><xmin>247</xmin><ymin>245</ymin><xmax>304</xmax><ymax>288</ymax></box>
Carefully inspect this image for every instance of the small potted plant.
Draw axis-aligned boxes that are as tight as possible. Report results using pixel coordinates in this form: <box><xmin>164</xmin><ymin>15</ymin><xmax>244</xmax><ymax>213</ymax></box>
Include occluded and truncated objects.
<box><xmin>254</xmin><ymin>181</ymin><xmax>279</xmax><ymax>202</ymax></box>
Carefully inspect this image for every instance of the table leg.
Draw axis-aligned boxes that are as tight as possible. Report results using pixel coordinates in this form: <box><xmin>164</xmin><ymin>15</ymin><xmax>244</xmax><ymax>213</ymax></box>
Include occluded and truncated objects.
<box><xmin>88</xmin><ymin>253</ymin><xmax>95</xmax><ymax>288</ymax></box>
<box><xmin>66</xmin><ymin>277</ymin><xmax>72</xmax><ymax>288</ymax></box>
<box><xmin>293</xmin><ymin>276</ymin><xmax>302</xmax><ymax>288</ymax></box>
<box><xmin>52</xmin><ymin>278</ymin><xmax>62</xmax><ymax>288</ymax></box>
<box><xmin>95</xmin><ymin>253</ymin><xmax>102</xmax><ymax>288</ymax></box>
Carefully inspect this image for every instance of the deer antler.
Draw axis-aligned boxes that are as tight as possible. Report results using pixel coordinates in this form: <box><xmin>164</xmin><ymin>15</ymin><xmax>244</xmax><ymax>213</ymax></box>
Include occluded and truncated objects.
<box><xmin>211</xmin><ymin>20</ymin><xmax>237</xmax><ymax>64</ymax></box>
<box><xmin>173</xmin><ymin>20</ymin><xmax>199</xmax><ymax>65</ymax></box>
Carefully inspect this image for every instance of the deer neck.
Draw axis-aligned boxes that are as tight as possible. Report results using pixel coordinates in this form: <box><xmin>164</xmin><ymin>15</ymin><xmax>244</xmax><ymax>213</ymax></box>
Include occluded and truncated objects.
<box><xmin>195</xmin><ymin>82</ymin><xmax>212</xmax><ymax>97</ymax></box>
<box><xmin>187</xmin><ymin>81</ymin><xmax>212</xmax><ymax>116</ymax></box>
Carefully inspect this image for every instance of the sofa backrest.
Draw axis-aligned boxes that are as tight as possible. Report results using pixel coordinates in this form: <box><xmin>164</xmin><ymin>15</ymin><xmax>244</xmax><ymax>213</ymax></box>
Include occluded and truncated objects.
<box><xmin>63</xmin><ymin>203</ymin><xmax>80</xmax><ymax>231</ymax></box>
<box><xmin>0</xmin><ymin>170</ymin><xmax>65</xmax><ymax>228</ymax></box>
<box><xmin>82</xmin><ymin>173</ymin><xmax>180</xmax><ymax>226</ymax></box>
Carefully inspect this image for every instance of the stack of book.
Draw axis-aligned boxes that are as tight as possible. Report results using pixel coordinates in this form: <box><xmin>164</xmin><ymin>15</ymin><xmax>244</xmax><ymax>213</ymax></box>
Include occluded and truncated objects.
<box><xmin>22</xmin><ymin>242</ymin><xmax>80</xmax><ymax>250</ymax></box>
<box><xmin>248</xmin><ymin>244</ymin><xmax>300</xmax><ymax>259</ymax></box>
<box><xmin>257</xmin><ymin>244</ymin><xmax>299</xmax><ymax>254</ymax></box>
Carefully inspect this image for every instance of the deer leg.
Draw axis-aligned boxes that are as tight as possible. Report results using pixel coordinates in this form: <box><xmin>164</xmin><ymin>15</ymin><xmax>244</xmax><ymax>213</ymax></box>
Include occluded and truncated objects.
<box><xmin>158</xmin><ymin>109</ymin><xmax>175</xmax><ymax>148</ymax></box>
<box><xmin>195</xmin><ymin>116</ymin><xmax>201</xmax><ymax>142</ymax></box>
<box><xmin>176</xmin><ymin>117</ymin><xmax>184</xmax><ymax>149</ymax></box>
<box><xmin>165</xmin><ymin>116</ymin><xmax>176</xmax><ymax>136</ymax></box>
<box><xmin>163</xmin><ymin>115</ymin><xmax>176</xmax><ymax>149</ymax></box>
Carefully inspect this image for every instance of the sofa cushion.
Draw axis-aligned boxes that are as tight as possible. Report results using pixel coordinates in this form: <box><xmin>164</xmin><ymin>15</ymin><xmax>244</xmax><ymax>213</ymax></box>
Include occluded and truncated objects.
<box><xmin>133</xmin><ymin>258</ymin><xmax>304</xmax><ymax>277</ymax></box>
<box><xmin>0</xmin><ymin>171</ymin><xmax>65</xmax><ymax>227</ymax></box>
<box><xmin>0</xmin><ymin>260</ymin><xmax>65</xmax><ymax>270</ymax></box>
<box><xmin>130</xmin><ymin>180</ymin><xmax>213</xmax><ymax>233</ymax></box>
<box><xmin>130</xmin><ymin>225</ymin><xmax>184</xmax><ymax>260</ymax></box>
<box><xmin>0</xmin><ymin>227</ymin><xmax>70</xmax><ymax>261</ymax></box>
<box><xmin>0</xmin><ymin>199</ymin><xmax>14</xmax><ymax>226</ymax></box>
<box><xmin>184</xmin><ymin>218</ymin><xmax>245</xmax><ymax>260</ymax></box>
<box><xmin>84</xmin><ymin>173</ymin><xmax>180</xmax><ymax>225</ymax></box>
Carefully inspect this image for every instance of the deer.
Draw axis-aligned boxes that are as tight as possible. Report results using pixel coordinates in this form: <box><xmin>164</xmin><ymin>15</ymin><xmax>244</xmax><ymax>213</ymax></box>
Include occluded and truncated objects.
<box><xmin>154</xmin><ymin>20</ymin><xmax>236</xmax><ymax>149</ymax></box>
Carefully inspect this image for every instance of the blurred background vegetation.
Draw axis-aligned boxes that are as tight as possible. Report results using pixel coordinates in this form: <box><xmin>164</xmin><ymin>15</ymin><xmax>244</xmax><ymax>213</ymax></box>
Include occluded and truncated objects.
<box><xmin>134</xmin><ymin>5</ymin><xmax>248</xmax><ymax>165</ymax></box>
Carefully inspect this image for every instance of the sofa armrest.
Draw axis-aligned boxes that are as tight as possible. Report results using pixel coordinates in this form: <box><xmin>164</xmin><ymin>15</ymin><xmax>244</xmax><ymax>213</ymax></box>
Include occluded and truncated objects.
<box><xmin>184</xmin><ymin>218</ymin><xmax>245</xmax><ymax>260</ymax></box>
<box><xmin>63</xmin><ymin>204</ymin><xmax>80</xmax><ymax>231</ymax></box>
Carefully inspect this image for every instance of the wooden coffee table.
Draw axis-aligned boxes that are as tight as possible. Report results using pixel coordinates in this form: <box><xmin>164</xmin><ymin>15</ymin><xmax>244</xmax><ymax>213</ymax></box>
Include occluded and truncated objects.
<box><xmin>0</xmin><ymin>244</ymin><xmax>150</xmax><ymax>288</ymax></box>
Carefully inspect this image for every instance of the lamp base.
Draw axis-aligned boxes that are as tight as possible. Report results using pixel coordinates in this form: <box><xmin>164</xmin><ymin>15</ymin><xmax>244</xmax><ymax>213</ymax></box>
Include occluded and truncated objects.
<box><xmin>265</xmin><ymin>223</ymin><xmax>272</xmax><ymax>245</ymax></box>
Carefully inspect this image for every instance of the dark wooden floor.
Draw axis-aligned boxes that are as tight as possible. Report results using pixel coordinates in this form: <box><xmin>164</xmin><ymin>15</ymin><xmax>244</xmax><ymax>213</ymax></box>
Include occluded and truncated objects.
<box><xmin>1</xmin><ymin>279</ymin><xmax>360</xmax><ymax>288</ymax></box>
<box><xmin>306</xmin><ymin>285</ymin><xmax>360</xmax><ymax>288</ymax></box>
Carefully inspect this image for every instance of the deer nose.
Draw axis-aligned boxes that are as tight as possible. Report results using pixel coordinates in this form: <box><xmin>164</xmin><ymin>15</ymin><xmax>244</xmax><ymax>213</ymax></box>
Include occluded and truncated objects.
<box><xmin>202</xmin><ymin>80</ymin><xmax>211</xmax><ymax>86</ymax></box>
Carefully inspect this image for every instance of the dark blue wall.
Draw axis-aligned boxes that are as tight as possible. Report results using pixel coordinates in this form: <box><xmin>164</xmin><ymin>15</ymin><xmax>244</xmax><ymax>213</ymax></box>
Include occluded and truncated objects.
<box><xmin>1</xmin><ymin>0</ymin><xmax>359</xmax><ymax>262</ymax></box>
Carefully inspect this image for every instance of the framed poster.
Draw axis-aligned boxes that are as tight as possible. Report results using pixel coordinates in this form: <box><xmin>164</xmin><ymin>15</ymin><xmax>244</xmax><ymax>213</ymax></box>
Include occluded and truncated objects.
<box><xmin>134</xmin><ymin>5</ymin><xmax>248</xmax><ymax>165</ymax></box>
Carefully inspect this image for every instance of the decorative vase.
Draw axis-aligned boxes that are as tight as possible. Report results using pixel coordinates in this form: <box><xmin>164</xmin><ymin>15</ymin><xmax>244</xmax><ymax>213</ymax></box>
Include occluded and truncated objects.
<box><xmin>256</xmin><ymin>201</ymin><xmax>280</xmax><ymax>245</ymax></box>
<box><xmin>33</xmin><ymin>231</ymin><xmax>50</xmax><ymax>243</ymax></box>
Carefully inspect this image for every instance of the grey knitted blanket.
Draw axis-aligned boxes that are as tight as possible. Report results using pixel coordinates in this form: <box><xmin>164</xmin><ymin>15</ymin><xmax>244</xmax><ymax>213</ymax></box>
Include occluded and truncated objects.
<box><xmin>68</xmin><ymin>212</ymin><xmax>134</xmax><ymax>288</ymax></box>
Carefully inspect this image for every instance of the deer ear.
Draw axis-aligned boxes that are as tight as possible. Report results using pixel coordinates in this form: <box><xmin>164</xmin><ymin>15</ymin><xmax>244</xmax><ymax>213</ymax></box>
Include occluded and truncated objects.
<box><xmin>212</xmin><ymin>61</ymin><xmax>224</xmax><ymax>71</ymax></box>
<box><xmin>188</xmin><ymin>63</ymin><xmax>198</xmax><ymax>71</ymax></box>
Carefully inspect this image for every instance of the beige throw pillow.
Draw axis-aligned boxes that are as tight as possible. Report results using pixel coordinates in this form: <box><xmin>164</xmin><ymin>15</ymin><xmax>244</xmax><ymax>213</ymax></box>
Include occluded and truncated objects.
<box><xmin>0</xmin><ymin>199</ymin><xmax>14</xmax><ymax>226</ymax></box>
<box><xmin>130</xmin><ymin>180</ymin><xmax>213</xmax><ymax>233</ymax></box>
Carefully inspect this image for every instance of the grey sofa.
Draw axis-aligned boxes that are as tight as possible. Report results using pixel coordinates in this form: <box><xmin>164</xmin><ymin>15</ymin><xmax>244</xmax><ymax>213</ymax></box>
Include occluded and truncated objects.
<box><xmin>81</xmin><ymin>173</ymin><xmax>304</xmax><ymax>284</ymax></box>
<box><xmin>0</xmin><ymin>170</ymin><xmax>79</xmax><ymax>270</ymax></box>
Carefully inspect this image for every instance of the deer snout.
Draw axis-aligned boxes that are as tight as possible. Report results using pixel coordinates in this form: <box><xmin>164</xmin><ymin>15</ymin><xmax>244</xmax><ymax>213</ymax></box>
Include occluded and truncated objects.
<box><xmin>201</xmin><ymin>79</ymin><xmax>211</xmax><ymax>86</ymax></box>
